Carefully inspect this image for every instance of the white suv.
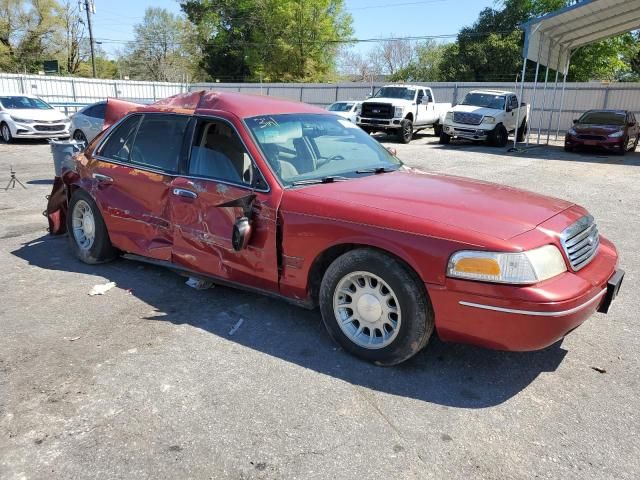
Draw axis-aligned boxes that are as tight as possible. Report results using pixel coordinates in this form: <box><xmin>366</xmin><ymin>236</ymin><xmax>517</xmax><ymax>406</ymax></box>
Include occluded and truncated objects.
<box><xmin>0</xmin><ymin>94</ymin><xmax>71</xmax><ymax>143</ymax></box>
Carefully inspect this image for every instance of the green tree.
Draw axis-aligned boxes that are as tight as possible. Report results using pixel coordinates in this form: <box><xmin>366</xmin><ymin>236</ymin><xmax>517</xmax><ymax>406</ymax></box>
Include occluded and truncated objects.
<box><xmin>120</xmin><ymin>7</ymin><xmax>201</xmax><ymax>82</ymax></box>
<box><xmin>439</xmin><ymin>0</ymin><xmax>636</xmax><ymax>82</ymax></box>
<box><xmin>181</xmin><ymin>0</ymin><xmax>353</xmax><ymax>82</ymax></box>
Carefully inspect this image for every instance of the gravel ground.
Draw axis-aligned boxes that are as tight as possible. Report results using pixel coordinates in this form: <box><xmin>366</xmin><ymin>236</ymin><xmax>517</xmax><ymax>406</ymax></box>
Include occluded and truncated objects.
<box><xmin>1</xmin><ymin>134</ymin><xmax>638</xmax><ymax>480</ymax></box>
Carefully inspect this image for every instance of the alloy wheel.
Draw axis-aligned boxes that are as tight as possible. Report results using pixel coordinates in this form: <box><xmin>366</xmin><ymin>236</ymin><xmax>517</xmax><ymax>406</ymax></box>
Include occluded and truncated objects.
<box><xmin>333</xmin><ymin>271</ymin><xmax>401</xmax><ymax>349</ymax></box>
<box><xmin>72</xmin><ymin>199</ymin><xmax>96</xmax><ymax>251</ymax></box>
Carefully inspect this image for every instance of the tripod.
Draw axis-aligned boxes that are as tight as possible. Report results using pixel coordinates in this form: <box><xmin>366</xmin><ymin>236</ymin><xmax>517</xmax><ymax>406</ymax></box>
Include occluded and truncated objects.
<box><xmin>4</xmin><ymin>165</ymin><xmax>26</xmax><ymax>190</ymax></box>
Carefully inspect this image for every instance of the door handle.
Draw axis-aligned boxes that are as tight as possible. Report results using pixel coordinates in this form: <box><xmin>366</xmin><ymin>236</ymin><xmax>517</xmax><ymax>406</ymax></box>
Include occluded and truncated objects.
<box><xmin>92</xmin><ymin>173</ymin><xmax>113</xmax><ymax>185</ymax></box>
<box><xmin>172</xmin><ymin>188</ymin><xmax>198</xmax><ymax>199</ymax></box>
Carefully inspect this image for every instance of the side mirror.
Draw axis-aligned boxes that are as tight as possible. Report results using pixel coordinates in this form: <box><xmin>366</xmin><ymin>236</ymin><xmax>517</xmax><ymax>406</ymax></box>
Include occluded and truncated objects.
<box><xmin>573</xmin><ymin>119</ymin><xmax>578</xmax><ymax>124</ymax></box>
<box><xmin>232</xmin><ymin>217</ymin><xmax>252</xmax><ymax>251</ymax></box>
<box><xmin>385</xmin><ymin>146</ymin><xmax>397</xmax><ymax>156</ymax></box>
<box><xmin>506</xmin><ymin>105</ymin><xmax>512</xmax><ymax>112</ymax></box>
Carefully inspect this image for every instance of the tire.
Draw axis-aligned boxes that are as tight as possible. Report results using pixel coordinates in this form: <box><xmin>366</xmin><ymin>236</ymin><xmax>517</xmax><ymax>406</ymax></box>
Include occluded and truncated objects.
<box><xmin>433</xmin><ymin>122</ymin><xmax>443</xmax><ymax>137</ymax></box>
<box><xmin>516</xmin><ymin>118</ymin><xmax>528</xmax><ymax>142</ymax></box>
<box><xmin>564</xmin><ymin>144</ymin><xmax>573</xmax><ymax>152</ymax></box>
<box><xmin>360</xmin><ymin>126</ymin><xmax>372</xmax><ymax>134</ymax></box>
<box><xmin>631</xmin><ymin>137</ymin><xmax>638</xmax><ymax>152</ymax></box>
<box><xmin>399</xmin><ymin>118</ymin><xmax>413</xmax><ymax>144</ymax></box>
<box><xmin>67</xmin><ymin>189</ymin><xmax>117</xmax><ymax>264</ymax></box>
<box><xmin>489</xmin><ymin>124</ymin><xmax>508</xmax><ymax>147</ymax></box>
<box><xmin>319</xmin><ymin>248</ymin><xmax>434</xmax><ymax>366</ymax></box>
<box><xmin>73</xmin><ymin>129</ymin><xmax>88</xmax><ymax>144</ymax></box>
<box><xmin>1</xmin><ymin>122</ymin><xmax>13</xmax><ymax>143</ymax></box>
<box><xmin>439</xmin><ymin>131</ymin><xmax>451</xmax><ymax>144</ymax></box>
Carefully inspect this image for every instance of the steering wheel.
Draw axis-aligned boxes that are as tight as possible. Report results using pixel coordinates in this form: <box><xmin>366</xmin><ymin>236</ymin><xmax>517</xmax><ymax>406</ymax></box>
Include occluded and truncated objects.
<box><xmin>316</xmin><ymin>154</ymin><xmax>345</xmax><ymax>167</ymax></box>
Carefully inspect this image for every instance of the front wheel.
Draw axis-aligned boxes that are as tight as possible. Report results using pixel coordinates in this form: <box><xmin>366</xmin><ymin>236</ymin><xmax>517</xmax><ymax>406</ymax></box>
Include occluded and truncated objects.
<box><xmin>1</xmin><ymin>122</ymin><xmax>13</xmax><ymax>143</ymax></box>
<box><xmin>399</xmin><ymin>119</ymin><xmax>413</xmax><ymax>144</ymax></box>
<box><xmin>67</xmin><ymin>190</ymin><xmax>117</xmax><ymax>264</ymax></box>
<box><xmin>319</xmin><ymin>249</ymin><xmax>434</xmax><ymax>365</ymax></box>
<box><xmin>489</xmin><ymin>124</ymin><xmax>508</xmax><ymax>147</ymax></box>
<box><xmin>439</xmin><ymin>131</ymin><xmax>451</xmax><ymax>144</ymax></box>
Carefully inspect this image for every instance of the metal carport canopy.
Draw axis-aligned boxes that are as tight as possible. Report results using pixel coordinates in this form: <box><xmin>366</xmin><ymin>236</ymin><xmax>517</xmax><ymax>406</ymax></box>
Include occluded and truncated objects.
<box><xmin>522</xmin><ymin>0</ymin><xmax>640</xmax><ymax>74</ymax></box>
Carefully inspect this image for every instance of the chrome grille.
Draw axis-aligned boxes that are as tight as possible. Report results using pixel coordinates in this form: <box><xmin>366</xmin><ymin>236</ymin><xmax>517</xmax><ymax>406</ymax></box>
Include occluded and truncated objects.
<box><xmin>560</xmin><ymin>215</ymin><xmax>600</xmax><ymax>271</ymax></box>
<box><xmin>453</xmin><ymin>112</ymin><xmax>483</xmax><ymax>125</ymax></box>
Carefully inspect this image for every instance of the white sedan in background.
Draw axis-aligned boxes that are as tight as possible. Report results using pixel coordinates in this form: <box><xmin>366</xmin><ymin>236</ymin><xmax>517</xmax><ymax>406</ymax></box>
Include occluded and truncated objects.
<box><xmin>70</xmin><ymin>101</ymin><xmax>106</xmax><ymax>144</ymax></box>
<box><xmin>326</xmin><ymin>101</ymin><xmax>362</xmax><ymax>123</ymax></box>
<box><xmin>0</xmin><ymin>94</ymin><xmax>70</xmax><ymax>143</ymax></box>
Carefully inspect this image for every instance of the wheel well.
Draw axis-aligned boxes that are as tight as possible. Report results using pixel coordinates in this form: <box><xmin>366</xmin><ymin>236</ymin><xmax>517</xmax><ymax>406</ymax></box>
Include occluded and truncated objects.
<box><xmin>405</xmin><ymin>113</ymin><xmax>414</xmax><ymax>122</ymax></box>
<box><xmin>307</xmin><ymin>243</ymin><xmax>425</xmax><ymax>306</ymax></box>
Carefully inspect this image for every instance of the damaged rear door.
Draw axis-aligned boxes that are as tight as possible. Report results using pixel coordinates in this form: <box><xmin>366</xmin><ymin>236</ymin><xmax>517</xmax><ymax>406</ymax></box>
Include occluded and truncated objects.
<box><xmin>91</xmin><ymin>112</ymin><xmax>190</xmax><ymax>259</ymax></box>
<box><xmin>168</xmin><ymin>116</ymin><xmax>280</xmax><ymax>292</ymax></box>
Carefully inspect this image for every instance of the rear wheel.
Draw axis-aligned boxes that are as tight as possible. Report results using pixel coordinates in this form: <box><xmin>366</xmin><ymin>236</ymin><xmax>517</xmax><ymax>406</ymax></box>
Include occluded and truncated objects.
<box><xmin>489</xmin><ymin>124</ymin><xmax>508</xmax><ymax>147</ymax></box>
<box><xmin>67</xmin><ymin>190</ymin><xmax>117</xmax><ymax>264</ymax></box>
<box><xmin>1</xmin><ymin>122</ymin><xmax>13</xmax><ymax>143</ymax></box>
<box><xmin>516</xmin><ymin>118</ymin><xmax>528</xmax><ymax>142</ymax></box>
<box><xmin>399</xmin><ymin>118</ymin><xmax>413</xmax><ymax>144</ymax></box>
<box><xmin>73</xmin><ymin>129</ymin><xmax>88</xmax><ymax>145</ymax></box>
<box><xmin>433</xmin><ymin>122</ymin><xmax>443</xmax><ymax>137</ymax></box>
<box><xmin>319</xmin><ymin>249</ymin><xmax>434</xmax><ymax>365</ymax></box>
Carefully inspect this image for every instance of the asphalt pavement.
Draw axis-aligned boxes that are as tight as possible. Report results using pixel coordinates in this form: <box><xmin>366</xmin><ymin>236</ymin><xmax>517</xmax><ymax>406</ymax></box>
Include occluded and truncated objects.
<box><xmin>1</xmin><ymin>134</ymin><xmax>638</xmax><ymax>479</ymax></box>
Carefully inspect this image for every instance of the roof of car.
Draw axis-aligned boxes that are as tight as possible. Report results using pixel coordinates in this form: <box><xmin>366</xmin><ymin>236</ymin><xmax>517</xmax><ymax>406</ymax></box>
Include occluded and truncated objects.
<box><xmin>583</xmin><ymin>109</ymin><xmax>627</xmax><ymax>114</ymax></box>
<box><xmin>151</xmin><ymin>90</ymin><xmax>327</xmax><ymax>119</ymax></box>
<box><xmin>469</xmin><ymin>89</ymin><xmax>513</xmax><ymax>96</ymax></box>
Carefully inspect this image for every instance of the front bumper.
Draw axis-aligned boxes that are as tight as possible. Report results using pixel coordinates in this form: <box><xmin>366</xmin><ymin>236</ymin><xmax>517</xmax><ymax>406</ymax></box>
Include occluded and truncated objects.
<box><xmin>11</xmin><ymin>121</ymin><xmax>70</xmax><ymax>139</ymax></box>
<box><xmin>357</xmin><ymin>116</ymin><xmax>403</xmax><ymax>129</ymax></box>
<box><xmin>443</xmin><ymin>122</ymin><xmax>493</xmax><ymax>140</ymax></box>
<box><xmin>565</xmin><ymin>135</ymin><xmax>625</xmax><ymax>151</ymax></box>
<box><xmin>427</xmin><ymin>236</ymin><xmax>621</xmax><ymax>351</ymax></box>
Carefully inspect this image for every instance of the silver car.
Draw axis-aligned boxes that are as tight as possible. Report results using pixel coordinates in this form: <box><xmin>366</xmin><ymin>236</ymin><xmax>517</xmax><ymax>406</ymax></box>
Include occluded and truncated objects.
<box><xmin>70</xmin><ymin>101</ymin><xmax>106</xmax><ymax>144</ymax></box>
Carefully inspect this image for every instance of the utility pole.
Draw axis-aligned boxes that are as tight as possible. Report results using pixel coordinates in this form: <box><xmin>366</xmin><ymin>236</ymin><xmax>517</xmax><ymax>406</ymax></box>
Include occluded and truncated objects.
<box><xmin>83</xmin><ymin>0</ymin><xmax>97</xmax><ymax>78</ymax></box>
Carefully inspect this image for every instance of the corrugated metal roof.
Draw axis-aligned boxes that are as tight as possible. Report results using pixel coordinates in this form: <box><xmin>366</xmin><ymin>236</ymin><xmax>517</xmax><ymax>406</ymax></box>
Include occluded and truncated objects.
<box><xmin>522</xmin><ymin>0</ymin><xmax>640</xmax><ymax>73</ymax></box>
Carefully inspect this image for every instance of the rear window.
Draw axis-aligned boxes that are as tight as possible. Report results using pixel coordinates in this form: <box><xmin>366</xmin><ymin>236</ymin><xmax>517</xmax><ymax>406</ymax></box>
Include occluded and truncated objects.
<box><xmin>328</xmin><ymin>103</ymin><xmax>354</xmax><ymax>112</ymax></box>
<box><xmin>578</xmin><ymin>111</ymin><xmax>625</xmax><ymax>125</ymax></box>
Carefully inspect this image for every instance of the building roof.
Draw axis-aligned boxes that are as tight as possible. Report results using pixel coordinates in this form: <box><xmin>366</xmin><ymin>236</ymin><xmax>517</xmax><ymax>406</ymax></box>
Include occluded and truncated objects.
<box><xmin>522</xmin><ymin>0</ymin><xmax>640</xmax><ymax>74</ymax></box>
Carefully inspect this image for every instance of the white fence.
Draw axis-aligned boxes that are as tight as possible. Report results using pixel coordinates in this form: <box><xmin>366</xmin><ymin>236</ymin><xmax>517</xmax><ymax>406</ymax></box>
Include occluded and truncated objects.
<box><xmin>2</xmin><ymin>73</ymin><xmax>640</xmax><ymax>133</ymax></box>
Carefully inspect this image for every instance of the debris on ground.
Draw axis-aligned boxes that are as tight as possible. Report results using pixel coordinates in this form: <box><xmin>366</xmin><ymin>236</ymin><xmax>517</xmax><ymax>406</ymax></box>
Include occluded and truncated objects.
<box><xmin>591</xmin><ymin>366</ymin><xmax>607</xmax><ymax>374</ymax></box>
<box><xmin>63</xmin><ymin>336</ymin><xmax>81</xmax><ymax>342</ymax></box>
<box><xmin>88</xmin><ymin>281</ymin><xmax>116</xmax><ymax>296</ymax></box>
<box><xmin>185</xmin><ymin>277</ymin><xmax>215</xmax><ymax>290</ymax></box>
<box><xmin>228</xmin><ymin>318</ymin><xmax>244</xmax><ymax>336</ymax></box>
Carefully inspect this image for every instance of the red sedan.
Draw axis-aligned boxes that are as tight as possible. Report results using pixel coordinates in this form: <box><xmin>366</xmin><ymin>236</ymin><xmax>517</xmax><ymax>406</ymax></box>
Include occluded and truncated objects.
<box><xmin>53</xmin><ymin>91</ymin><xmax>623</xmax><ymax>365</ymax></box>
<box><xmin>565</xmin><ymin>109</ymin><xmax>639</xmax><ymax>155</ymax></box>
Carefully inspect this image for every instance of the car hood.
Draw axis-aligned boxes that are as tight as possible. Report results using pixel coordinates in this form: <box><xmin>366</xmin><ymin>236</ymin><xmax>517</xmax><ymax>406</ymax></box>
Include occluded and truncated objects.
<box><xmin>289</xmin><ymin>169</ymin><xmax>573</xmax><ymax>241</ymax></box>
<box><xmin>572</xmin><ymin>124</ymin><xmax>624</xmax><ymax>135</ymax></box>
<box><xmin>364</xmin><ymin>97</ymin><xmax>412</xmax><ymax>105</ymax></box>
<box><xmin>5</xmin><ymin>108</ymin><xmax>68</xmax><ymax>121</ymax></box>
<box><xmin>450</xmin><ymin>104</ymin><xmax>499</xmax><ymax>116</ymax></box>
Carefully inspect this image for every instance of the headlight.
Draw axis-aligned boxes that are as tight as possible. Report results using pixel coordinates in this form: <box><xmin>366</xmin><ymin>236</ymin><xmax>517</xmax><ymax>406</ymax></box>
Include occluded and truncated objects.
<box><xmin>10</xmin><ymin>116</ymin><xmax>34</xmax><ymax>124</ymax></box>
<box><xmin>447</xmin><ymin>245</ymin><xmax>567</xmax><ymax>284</ymax></box>
<box><xmin>483</xmin><ymin>116</ymin><xmax>496</xmax><ymax>124</ymax></box>
<box><xmin>445</xmin><ymin>112</ymin><xmax>453</xmax><ymax>121</ymax></box>
<box><xmin>567</xmin><ymin>128</ymin><xmax>577</xmax><ymax>136</ymax></box>
<box><xmin>608</xmin><ymin>130</ymin><xmax>624</xmax><ymax>138</ymax></box>
<box><xmin>394</xmin><ymin>106</ymin><xmax>404</xmax><ymax>118</ymax></box>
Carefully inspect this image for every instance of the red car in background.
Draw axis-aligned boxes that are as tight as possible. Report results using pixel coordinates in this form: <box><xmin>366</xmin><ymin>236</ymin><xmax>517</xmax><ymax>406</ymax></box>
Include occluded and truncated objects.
<box><xmin>565</xmin><ymin>109</ymin><xmax>639</xmax><ymax>155</ymax></box>
<box><xmin>53</xmin><ymin>91</ymin><xmax>623</xmax><ymax>365</ymax></box>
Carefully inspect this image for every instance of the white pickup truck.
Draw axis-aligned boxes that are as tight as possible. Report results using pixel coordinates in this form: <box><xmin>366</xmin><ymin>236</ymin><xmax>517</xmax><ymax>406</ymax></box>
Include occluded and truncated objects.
<box><xmin>357</xmin><ymin>84</ymin><xmax>451</xmax><ymax>143</ymax></box>
<box><xmin>440</xmin><ymin>90</ymin><xmax>529</xmax><ymax>147</ymax></box>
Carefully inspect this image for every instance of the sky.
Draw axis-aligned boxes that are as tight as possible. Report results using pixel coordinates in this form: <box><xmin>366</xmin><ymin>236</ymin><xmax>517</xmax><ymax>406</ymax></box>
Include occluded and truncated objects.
<box><xmin>91</xmin><ymin>0</ymin><xmax>496</xmax><ymax>58</ymax></box>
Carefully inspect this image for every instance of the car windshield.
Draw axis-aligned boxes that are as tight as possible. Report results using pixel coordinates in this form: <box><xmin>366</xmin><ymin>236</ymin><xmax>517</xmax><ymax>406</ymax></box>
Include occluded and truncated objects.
<box><xmin>373</xmin><ymin>87</ymin><xmax>416</xmax><ymax>101</ymax></box>
<box><xmin>246</xmin><ymin>114</ymin><xmax>402</xmax><ymax>186</ymax></box>
<box><xmin>578</xmin><ymin>111</ymin><xmax>625</xmax><ymax>125</ymax></box>
<box><xmin>0</xmin><ymin>96</ymin><xmax>53</xmax><ymax>110</ymax></box>
<box><xmin>328</xmin><ymin>102</ymin><xmax>354</xmax><ymax>112</ymax></box>
<box><xmin>461</xmin><ymin>93</ymin><xmax>506</xmax><ymax>110</ymax></box>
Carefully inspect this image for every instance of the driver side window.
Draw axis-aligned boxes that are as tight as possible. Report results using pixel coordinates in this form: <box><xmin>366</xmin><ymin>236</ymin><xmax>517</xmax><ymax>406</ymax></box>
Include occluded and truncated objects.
<box><xmin>188</xmin><ymin>119</ymin><xmax>255</xmax><ymax>186</ymax></box>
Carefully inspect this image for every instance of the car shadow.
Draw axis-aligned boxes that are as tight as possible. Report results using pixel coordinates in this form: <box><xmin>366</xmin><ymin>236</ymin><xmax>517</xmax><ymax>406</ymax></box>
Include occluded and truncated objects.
<box><xmin>12</xmin><ymin>234</ymin><xmax>569</xmax><ymax>409</ymax></box>
<box><xmin>27</xmin><ymin>179</ymin><xmax>54</xmax><ymax>185</ymax></box>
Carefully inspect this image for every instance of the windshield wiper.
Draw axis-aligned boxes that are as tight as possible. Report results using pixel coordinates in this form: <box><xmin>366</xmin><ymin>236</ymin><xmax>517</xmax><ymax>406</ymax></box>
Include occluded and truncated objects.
<box><xmin>354</xmin><ymin>167</ymin><xmax>398</xmax><ymax>174</ymax></box>
<box><xmin>290</xmin><ymin>176</ymin><xmax>350</xmax><ymax>186</ymax></box>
